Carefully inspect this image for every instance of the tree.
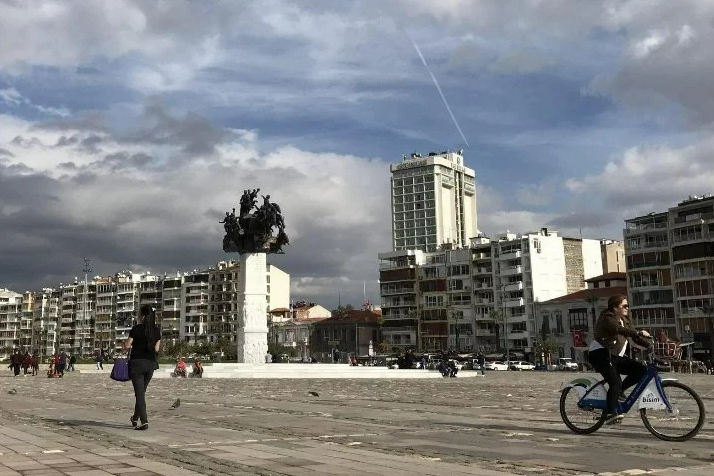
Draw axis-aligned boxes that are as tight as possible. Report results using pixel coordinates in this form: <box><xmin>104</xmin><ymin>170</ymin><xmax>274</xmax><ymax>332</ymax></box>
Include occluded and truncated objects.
<box><xmin>536</xmin><ymin>336</ymin><xmax>559</xmax><ymax>368</ymax></box>
<box><xmin>378</xmin><ymin>341</ymin><xmax>393</xmax><ymax>354</ymax></box>
<box><xmin>192</xmin><ymin>341</ymin><xmax>214</xmax><ymax>359</ymax></box>
<box><xmin>163</xmin><ymin>340</ymin><xmax>191</xmax><ymax>359</ymax></box>
<box><xmin>333</xmin><ymin>304</ymin><xmax>354</xmax><ymax>314</ymax></box>
<box><xmin>489</xmin><ymin>308</ymin><xmax>505</xmax><ymax>353</ymax></box>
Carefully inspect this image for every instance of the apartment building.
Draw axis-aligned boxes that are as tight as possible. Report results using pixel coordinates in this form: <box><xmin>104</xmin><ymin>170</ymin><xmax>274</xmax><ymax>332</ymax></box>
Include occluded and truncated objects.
<box><xmin>0</xmin><ymin>289</ymin><xmax>21</xmax><ymax>356</ymax></box>
<box><xmin>623</xmin><ymin>211</ymin><xmax>676</xmax><ymax>337</ymax></box>
<box><xmin>601</xmin><ymin>239</ymin><xmax>626</xmax><ymax>272</ymax></box>
<box><xmin>378</xmin><ymin>228</ymin><xmax>612</xmax><ymax>356</ymax></box>
<box><xmin>32</xmin><ymin>288</ymin><xmax>60</xmax><ymax>358</ymax></box>
<box><xmin>378</xmin><ymin>249</ymin><xmax>424</xmax><ymax>350</ymax></box>
<box><xmin>668</xmin><ymin>195</ymin><xmax>714</xmax><ymax>358</ymax></box>
<box><xmin>1</xmin><ymin>261</ymin><xmax>290</xmax><ymax>355</ymax></box>
<box><xmin>390</xmin><ymin>150</ymin><xmax>477</xmax><ymax>252</ymax></box>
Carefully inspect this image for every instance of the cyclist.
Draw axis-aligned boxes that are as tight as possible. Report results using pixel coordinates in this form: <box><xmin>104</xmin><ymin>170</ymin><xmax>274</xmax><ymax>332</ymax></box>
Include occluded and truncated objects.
<box><xmin>588</xmin><ymin>293</ymin><xmax>651</xmax><ymax>424</ymax></box>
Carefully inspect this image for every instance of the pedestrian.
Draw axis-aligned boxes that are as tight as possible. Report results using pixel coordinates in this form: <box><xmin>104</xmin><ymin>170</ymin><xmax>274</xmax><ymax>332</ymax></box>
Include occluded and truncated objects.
<box><xmin>478</xmin><ymin>353</ymin><xmax>486</xmax><ymax>376</ymax></box>
<box><xmin>68</xmin><ymin>353</ymin><xmax>76</xmax><ymax>371</ymax></box>
<box><xmin>95</xmin><ymin>350</ymin><xmax>104</xmax><ymax>370</ymax></box>
<box><xmin>57</xmin><ymin>351</ymin><xmax>67</xmax><ymax>377</ymax></box>
<box><xmin>10</xmin><ymin>350</ymin><xmax>21</xmax><ymax>377</ymax></box>
<box><xmin>124</xmin><ymin>304</ymin><xmax>161</xmax><ymax>431</ymax></box>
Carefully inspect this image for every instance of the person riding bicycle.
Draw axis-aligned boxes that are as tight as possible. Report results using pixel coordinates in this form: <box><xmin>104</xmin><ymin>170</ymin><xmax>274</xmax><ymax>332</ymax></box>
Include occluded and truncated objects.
<box><xmin>588</xmin><ymin>294</ymin><xmax>652</xmax><ymax>425</ymax></box>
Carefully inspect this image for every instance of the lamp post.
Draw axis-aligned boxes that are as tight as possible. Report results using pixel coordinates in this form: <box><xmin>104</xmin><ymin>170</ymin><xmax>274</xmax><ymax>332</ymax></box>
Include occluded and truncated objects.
<box><xmin>497</xmin><ymin>282</ymin><xmax>510</xmax><ymax>367</ymax></box>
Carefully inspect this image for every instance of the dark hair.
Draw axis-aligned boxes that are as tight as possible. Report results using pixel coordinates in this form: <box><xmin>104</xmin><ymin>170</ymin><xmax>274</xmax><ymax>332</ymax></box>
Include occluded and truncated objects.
<box><xmin>607</xmin><ymin>294</ymin><xmax>628</xmax><ymax>311</ymax></box>
<box><xmin>139</xmin><ymin>304</ymin><xmax>160</xmax><ymax>352</ymax></box>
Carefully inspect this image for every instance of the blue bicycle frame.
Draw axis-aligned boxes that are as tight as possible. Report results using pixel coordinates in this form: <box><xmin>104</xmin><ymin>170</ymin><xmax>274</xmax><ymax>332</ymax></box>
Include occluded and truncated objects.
<box><xmin>577</xmin><ymin>362</ymin><xmax>673</xmax><ymax>414</ymax></box>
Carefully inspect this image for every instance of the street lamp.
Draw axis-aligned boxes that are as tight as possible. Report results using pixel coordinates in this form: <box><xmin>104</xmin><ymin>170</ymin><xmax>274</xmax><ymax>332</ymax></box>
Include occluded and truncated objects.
<box><xmin>684</xmin><ymin>324</ymin><xmax>694</xmax><ymax>374</ymax></box>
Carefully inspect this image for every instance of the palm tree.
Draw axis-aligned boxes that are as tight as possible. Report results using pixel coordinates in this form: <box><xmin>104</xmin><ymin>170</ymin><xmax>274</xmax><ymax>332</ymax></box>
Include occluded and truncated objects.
<box><xmin>489</xmin><ymin>308</ymin><xmax>505</xmax><ymax>353</ymax></box>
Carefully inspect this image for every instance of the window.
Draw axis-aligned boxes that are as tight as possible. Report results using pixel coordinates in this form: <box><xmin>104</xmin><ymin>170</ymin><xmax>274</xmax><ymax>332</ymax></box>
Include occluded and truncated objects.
<box><xmin>554</xmin><ymin>311</ymin><xmax>564</xmax><ymax>334</ymax></box>
<box><xmin>568</xmin><ymin>308</ymin><xmax>588</xmax><ymax>332</ymax></box>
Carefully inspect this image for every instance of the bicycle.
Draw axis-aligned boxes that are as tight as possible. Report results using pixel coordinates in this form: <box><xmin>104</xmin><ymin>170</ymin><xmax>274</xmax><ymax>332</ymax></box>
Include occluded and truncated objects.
<box><xmin>559</xmin><ymin>341</ymin><xmax>706</xmax><ymax>441</ymax></box>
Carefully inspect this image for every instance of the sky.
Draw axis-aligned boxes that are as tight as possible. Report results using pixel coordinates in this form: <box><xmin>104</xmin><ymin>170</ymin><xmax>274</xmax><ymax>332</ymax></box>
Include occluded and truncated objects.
<box><xmin>1</xmin><ymin>0</ymin><xmax>714</xmax><ymax>309</ymax></box>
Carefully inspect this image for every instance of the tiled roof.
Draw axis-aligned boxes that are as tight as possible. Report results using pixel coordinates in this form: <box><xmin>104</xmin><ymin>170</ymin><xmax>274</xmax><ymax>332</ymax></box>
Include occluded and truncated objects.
<box><xmin>269</xmin><ymin>307</ymin><xmax>290</xmax><ymax>313</ymax></box>
<box><xmin>585</xmin><ymin>272</ymin><xmax>627</xmax><ymax>282</ymax></box>
<box><xmin>317</xmin><ymin>309</ymin><xmax>382</xmax><ymax>324</ymax></box>
<box><xmin>543</xmin><ymin>286</ymin><xmax>627</xmax><ymax>304</ymax></box>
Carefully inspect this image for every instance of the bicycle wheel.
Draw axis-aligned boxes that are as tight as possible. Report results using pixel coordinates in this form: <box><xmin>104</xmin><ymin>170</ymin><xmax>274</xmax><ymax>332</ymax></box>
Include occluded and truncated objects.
<box><xmin>560</xmin><ymin>385</ymin><xmax>607</xmax><ymax>434</ymax></box>
<box><xmin>640</xmin><ymin>381</ymin><xmax>705</xmax><ymax>442</ymax></box>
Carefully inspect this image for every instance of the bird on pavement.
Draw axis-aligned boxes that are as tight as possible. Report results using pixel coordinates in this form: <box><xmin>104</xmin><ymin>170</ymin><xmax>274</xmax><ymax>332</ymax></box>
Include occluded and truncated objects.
<box><xmin>308</xmin><ymin>391</ymin><xmax>319</xmax><ymax>397</ymax></box>
<box><xmin>7</xmin><ymin>389</ymin><xmax>16</xmax><ymax>395</ymax></box>
<box><xmin>169</xmin><ymin>398</ymin><xmax>180</xmax><ymax>409</ymax></box>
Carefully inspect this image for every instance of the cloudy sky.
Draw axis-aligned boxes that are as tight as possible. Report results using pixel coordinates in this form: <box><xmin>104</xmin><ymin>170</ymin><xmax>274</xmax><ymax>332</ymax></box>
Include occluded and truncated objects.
<box><xmin>1</xmin><ymin>0</ymin><xmax>712</xmax><ymax>308</ymax></box>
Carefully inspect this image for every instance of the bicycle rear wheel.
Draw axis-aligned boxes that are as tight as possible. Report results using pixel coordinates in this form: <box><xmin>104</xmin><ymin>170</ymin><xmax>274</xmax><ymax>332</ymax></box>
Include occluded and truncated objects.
<box><xmin>560</xmin><ymin>385</ymin><xmax>607</xmax><ymax>434</ymax></box>
<box><xmin>640</xmin><ymin>381</ymin><xmax>705</xmax><ymax>442</ymax></box>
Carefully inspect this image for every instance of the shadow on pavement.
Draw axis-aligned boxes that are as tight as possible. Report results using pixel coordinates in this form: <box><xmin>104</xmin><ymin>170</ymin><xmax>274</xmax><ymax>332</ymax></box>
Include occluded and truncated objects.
<box><xmin>41</xmin><ymin>417</ymin><xmax>131</xmax><ymax>430</ymax></box>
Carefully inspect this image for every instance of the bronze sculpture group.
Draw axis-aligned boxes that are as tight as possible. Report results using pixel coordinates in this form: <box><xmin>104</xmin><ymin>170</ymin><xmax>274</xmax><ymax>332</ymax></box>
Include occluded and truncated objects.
<box><xmin>220</xmin><ymin>188</ymin><xmax>289</xmax><ymax>254</ymax></box>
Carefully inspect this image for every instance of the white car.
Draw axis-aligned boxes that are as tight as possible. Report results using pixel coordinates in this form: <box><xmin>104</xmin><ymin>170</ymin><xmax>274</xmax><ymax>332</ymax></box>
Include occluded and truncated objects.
<box><xmin>509</xmin><ymin>361</ymin><xmax>535</xmax><ymax>371</ymax></box>
<box><xmin>484</xmin><ymin>361</ymin><xmax>509</xmax><ymax>371</ymax></box>
<box><xmin>557</xmin><ymin>358</ymin><xmax>579</xmax><ymax>371</ymax></box>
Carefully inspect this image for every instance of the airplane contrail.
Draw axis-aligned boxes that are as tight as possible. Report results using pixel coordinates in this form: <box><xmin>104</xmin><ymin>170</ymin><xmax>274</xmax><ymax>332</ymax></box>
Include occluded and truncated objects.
<box><xmin>403</xmin><ymin>28</ymin><xmax>470</xmax><ymax>147</ymax></box>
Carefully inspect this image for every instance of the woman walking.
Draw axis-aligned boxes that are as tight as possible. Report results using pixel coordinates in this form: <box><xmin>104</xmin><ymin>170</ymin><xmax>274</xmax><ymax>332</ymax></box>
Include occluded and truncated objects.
<box><xmin>124</xmin><ymin>304</ymin><xmax>161</xmax><ymax>430</ymax></box>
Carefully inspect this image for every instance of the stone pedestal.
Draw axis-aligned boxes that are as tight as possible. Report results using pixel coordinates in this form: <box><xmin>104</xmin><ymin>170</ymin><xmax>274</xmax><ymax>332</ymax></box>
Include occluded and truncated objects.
<box><xmin>236</xmin><ymin>252</ymin><xmax>269</xmax><ymax>364</ymax></box>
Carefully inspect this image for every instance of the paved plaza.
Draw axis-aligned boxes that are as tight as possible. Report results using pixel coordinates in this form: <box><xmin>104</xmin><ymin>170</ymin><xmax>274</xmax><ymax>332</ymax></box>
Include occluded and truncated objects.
<box><xmin>0</xmin><ymin>369</ymin><xmax>713</xmax><ymax>476</ymax></box>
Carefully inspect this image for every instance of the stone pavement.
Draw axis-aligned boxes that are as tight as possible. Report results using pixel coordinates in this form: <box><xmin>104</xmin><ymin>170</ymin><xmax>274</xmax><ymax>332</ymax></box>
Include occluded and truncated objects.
<box><xmin>1</xmin><ymin>369</ymin><xmax>713</xmax><ymax>475</ymax></box>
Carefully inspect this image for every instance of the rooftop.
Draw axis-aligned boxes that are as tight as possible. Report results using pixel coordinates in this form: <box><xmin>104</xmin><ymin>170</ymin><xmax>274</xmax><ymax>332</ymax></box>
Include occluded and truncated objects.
<box><xmin>585</xmin><ymin>272</ymin><xmax>627</xmax><ymax>283</ymax></box>
<box><xmin>543</xmin><ymin>286</ymin><xmax>627</xmax><ymax>304</ymax></box>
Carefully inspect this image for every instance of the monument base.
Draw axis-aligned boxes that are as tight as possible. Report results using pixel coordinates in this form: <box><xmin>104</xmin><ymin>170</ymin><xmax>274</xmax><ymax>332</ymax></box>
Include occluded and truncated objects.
<box><xmin>236</xmin><ymin>252</ymin><xmax>269</xmax><ymax>364</ymax></box>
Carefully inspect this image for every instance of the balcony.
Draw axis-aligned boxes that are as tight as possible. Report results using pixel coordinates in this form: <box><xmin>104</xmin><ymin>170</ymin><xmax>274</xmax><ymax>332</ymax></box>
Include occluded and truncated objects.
<box><xmin>503</xmin><ymin>281</ymin><xmax>523</xmax><ymax>292</ymax></box>
<box><xmin>475</xmin><ymin>329</ymin><xmax>495</xmax><ymax>336</ymax></box>
<box><xmin>381</xmin><ymin>287</ymin><xmax>416</xmax><ymax>296</ymax></box>
<box><xmin>506</xmin><ymin>331</ymin><xmax>529</xmax><ymax>340</ymax></box>
<box><xmin>624</xmin><ymin>222</ymin><xmax>667</xmax><ymax>235</ymax></box>
<box><xmin>673</xmin><ymin>212</ymin><xmax>714</xmax><ymax>224</ymax></box>
<box><xmin>499</xmin><ymin>251</ymin><xmax>521</xmax><ymax>260</ymax></box>
<box><xmin>472</xmin><ymin>252</ymin><xmax>489</xmax><ymax>261</ymax></box>
<box><xmin>505</xmin><ymin>297</ymin><xmax>525</xmax><ymax>308</ymax></box>
<box><xmin>475</xmin><ymin>298</ymin><xmax>493</xmax><ymax>305</ymax></box>
<box><xmin>501</xmin><ymin>266</ymin><xmax>522</xmax><ymax>276</ymax></box>
<box><xmin>472</xmin><ymin>267</ymin><xmax>492</xmax><ymax>276</ymax></box>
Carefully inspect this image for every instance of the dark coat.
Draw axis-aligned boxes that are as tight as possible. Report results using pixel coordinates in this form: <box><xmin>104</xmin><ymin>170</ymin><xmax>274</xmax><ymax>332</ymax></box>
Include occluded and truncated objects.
<box><xmin>593</xmin><ymin>309</ymin><xmax>639</xmax><ymax>355</ymax></box>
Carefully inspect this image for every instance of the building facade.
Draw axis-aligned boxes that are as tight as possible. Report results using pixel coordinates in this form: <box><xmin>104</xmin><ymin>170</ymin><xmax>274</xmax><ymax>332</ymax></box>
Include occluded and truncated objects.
<box><xmin>378</xmin><ymin>229</ymin><xmax>613</xmax><ymax>357</ymax></box>
<box><xmin>390</xmin><ymin>151</ymin><xmax>477</xmax><ymax>252</ymax></box>
<box><xmin>0</xmin><ymin>262</ymin><xmax>290</xmax><ymax>357</ymax></box>
<box><xmin>539</xmin><ymin>273</ymin><xmax>627</xmax><ymax>365</ymax></box>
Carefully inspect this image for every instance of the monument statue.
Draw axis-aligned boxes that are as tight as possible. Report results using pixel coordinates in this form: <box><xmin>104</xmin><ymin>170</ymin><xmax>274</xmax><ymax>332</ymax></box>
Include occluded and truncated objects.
<box><xmin>221</xmin><ymin>188</ymin><xmax>289</xmax><ymax>254</ymax></box>
<box><xmin>220</xmin><ymin>188</ymin><xmax>289</xmax><ymax>364</ymax></box>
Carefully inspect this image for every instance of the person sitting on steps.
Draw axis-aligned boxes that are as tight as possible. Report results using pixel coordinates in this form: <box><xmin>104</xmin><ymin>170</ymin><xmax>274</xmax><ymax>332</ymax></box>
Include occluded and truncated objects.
<box><xmin>174</xmin><ymin>357</ymin><xmax>187</xmax><ymax>378</ymax></box>
<box><xmin>192</xmin><ymin>359</ymin><xmax>203</xmax><ymax>378</ymax></box>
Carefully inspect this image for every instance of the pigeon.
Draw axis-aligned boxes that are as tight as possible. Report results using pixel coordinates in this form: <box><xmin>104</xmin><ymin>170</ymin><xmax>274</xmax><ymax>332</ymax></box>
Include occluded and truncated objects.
<box><xmin>169</xmin><ymin>398</ymin><xmax>180</xmax><ymax>409</ymax></box>
<box><xmin>308</xmin><ymin>391</ymin><xmax>319</xmax><ymax>397</ymax></box>
<box><xmin>7</xmin><ymin>389</ymin><xmax>16</xmax><ymax>395</ymax></box>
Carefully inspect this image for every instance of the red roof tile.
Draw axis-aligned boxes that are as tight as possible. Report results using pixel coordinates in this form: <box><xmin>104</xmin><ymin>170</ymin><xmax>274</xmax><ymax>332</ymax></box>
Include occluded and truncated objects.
<box><xmin>269</xmin><ymin>307</ymin><xmax>290</xmax><ymax>313</ymax></box>
<box><xmin>318</xmin><ymin>309</ymin><xmax>382</xmax><ymax>324</ymax></box>
<box><xmin>544</xmin><ymin>286</ymin><xmax>627</xmax><ymax>304</ymax></box>
<box><xmin>585</xmin><ymin>272</ymin><xmax>627</xmax><ymax>282</ymax></box>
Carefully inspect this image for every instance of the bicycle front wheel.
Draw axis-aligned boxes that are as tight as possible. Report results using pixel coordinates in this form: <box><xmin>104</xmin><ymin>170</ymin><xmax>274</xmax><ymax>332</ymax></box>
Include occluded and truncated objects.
<box><xmin>560</xmin><ymin>385</ymin><xmax>606</xmax><ymax>434</ymax></box>
<box><xmin>640</xmin><ymin>380</ymin><xmax>705</xmax><ymax>442</ymax></box>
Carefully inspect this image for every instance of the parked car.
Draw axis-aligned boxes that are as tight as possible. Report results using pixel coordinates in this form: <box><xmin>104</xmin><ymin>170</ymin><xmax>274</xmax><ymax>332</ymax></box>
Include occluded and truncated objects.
<box><xmin>509</xmin><ymin>361</ymin><xmax>535</xmax><ymax>371</ymax></box>
<box><xmin>484</xmin><ymin>361</ymin><xmax>509</xmax><ymax>371</ymax></box>
<box><xmin>557</xmin><ymin>357</ymin><xmax>579</xmax><ymax>371</ymax></box>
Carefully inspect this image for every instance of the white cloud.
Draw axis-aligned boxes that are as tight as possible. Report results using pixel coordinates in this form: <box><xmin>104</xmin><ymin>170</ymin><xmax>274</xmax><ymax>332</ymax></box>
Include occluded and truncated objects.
<box><xmin>566</xmin><ymin>138</ymin><xmax>714</xmax><ymax>213</ymax></box>
<box><xmin>0</xmin><ymin>106</ymin><xmax>390</xmax><ymax>305</ymax></box>
<box><xmin>0</xmin><ymin>88</ymin><xmax>70</xmax><ymax>117</ymax></box>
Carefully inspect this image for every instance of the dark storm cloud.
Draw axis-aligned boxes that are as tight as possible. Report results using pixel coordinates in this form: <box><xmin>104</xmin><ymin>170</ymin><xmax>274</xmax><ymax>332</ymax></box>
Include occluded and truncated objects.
<box><xmin>123</xmin><ymin>99</ymin><xmax>230</xmax><ymax>156</ymax></box>
<box><xmin>547</xmin><ymin>210</ymin><xmax>613</xmax><ymax>230</ymax></box>
<box><xmin>0</xmin><ymin>148</ymin><xmax>14</xmax><ymax>157</ymax></box>
<box><xmin>32</xmin><ymin>111</ymin><xmax>109</xmax><ymax>133</ymax></box>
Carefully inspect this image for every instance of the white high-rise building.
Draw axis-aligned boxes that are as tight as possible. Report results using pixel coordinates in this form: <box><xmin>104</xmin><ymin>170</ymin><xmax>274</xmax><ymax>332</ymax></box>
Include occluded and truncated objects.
<box><xmin>390</xmin><ymin>150</ymin><xmax>477</xmax><ymax>252</ymax></box>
